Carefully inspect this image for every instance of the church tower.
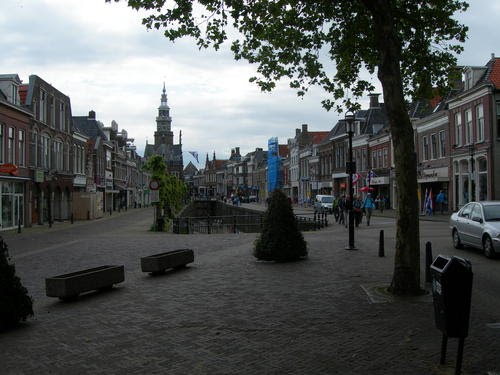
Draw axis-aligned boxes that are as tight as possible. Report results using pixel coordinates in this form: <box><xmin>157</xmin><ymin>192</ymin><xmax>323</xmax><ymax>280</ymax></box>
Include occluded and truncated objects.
<box><xmin>144</xmin><ymin>83</ymin><xmax>184</xmax><ymax>179</ymax></box>
<box><xmin>154</xmin><ymin>82</ymin><xmax>173</xmax><ymax>147</ymax></box>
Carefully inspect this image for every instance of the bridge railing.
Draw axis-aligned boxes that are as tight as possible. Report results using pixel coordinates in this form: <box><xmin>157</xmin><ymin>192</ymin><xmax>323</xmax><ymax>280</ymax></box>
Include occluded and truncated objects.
<box><xmin>172</xmin><ymin>213</ymin><xmax>326</xmax><ymax>234</ymax></box>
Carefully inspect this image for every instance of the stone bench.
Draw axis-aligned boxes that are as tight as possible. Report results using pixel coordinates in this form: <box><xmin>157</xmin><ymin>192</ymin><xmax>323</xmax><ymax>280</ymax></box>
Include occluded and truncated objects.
<box><xmin>45</xmin><ymin>265</ymin><xmax>125</xmax><ymax>301</ymax></box>
<box><xmin>141</xmin><ymin>249</ymin><xmax>194</xmax><ymax>275</ymax></box>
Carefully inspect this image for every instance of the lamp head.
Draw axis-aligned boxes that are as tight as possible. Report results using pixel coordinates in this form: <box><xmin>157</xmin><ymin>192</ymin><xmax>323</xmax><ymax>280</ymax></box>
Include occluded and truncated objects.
<box><xmin>345</xmin><ymin>111</ymin><xmax>355</xmax><ymax>134</ymax></box>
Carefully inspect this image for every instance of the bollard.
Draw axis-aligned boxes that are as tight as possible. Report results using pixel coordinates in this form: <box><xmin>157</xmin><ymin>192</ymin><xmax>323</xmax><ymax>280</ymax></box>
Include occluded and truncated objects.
<box><xmin>71</xmin><ymin>214</ymin><xmax>74</xmax><ymax>224</ymax></box>
<box><xmin>109</xmin><ymin>207</ymin><xmax>112</xmax><ymax>216</ymax></box>
<box><xmin>233</xmin><ymin>215</ymin><xmax>237</xmax><ymax>234</ymax></box>
<box><xmin>18</xmin><ymin>217</ymin><xmax>21</xmax><ymax>233</ymax></box>
<box><xmin>378</xmin><ymin>230</ymin><xmax>385</xmax><ymax>257</ymax></box>
<box><xmin>324</xmin><ymin>211</ymin><xmax>328</xmax><ymax>227</ymax></box>
<box><xmin>207</xmin><ymin>215</ymin><xmax>211</xmax><ymax>234</ymax></box>
<box><xmin>425</xmin><ymin>241</ymin><xmax>433</xmax><ymax>283</ymax></box>
<box><xmin>87</xmin><ymin>211</ymin><xmax>90</xmax><ymax>220</ymax></box>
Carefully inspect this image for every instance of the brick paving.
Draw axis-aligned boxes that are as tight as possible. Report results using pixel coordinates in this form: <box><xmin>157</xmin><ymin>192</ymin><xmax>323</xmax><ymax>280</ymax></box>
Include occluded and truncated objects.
<box><xmin>0</xmin><ymin>207</ymin><xmax>498</xmax><ymax>374</ymax></box>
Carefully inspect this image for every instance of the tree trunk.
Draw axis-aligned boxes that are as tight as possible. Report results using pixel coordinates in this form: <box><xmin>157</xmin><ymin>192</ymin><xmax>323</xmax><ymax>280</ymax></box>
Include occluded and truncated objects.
<box><xmin>363</xmin><ymin>0</ymin><xmax>421</xmax><ymax>295</ymax></box>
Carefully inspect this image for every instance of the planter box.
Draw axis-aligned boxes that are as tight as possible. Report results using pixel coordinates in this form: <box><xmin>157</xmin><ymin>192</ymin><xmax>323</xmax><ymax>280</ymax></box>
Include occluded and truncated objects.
<box><xmin>45</xmin><ymin>265</ymin><xmax>125</xmax><ymax>300</ymax></box>
<box><xmin>141</xmin><ymin>249</ymin><xmax>194</xmax><ymax>274</ymax></box>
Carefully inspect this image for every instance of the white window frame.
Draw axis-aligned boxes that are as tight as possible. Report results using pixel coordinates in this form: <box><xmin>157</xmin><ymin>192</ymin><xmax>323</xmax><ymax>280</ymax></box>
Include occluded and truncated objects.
<box><xmin>439</xmin><ymin>130</ymin><xmax>446</xmax><ymax>158</ymax></box>
<box><xmin>18</xmin><ymin>130</ymin><xmax>25</xmax><ymax>166</ymax></box>
<box><xmin>465</xmin><ymin>108</ymin><xmax>472</xmax><ymax>144</ymax></box>
<box><xmin>476</xmin><ymin>104</ymin><xmax>484</xmax><ymax>142</ymax></box>
<box><xmin>7</xmin><ymin>127</ymin><xmax>15</xmax><ymax>164</ymax></box>
<box><xmin>455</xmin><ymin>112</ymin><xmax>462</xmax><ymax>147</ymax></box>
<box><xmin>41</xmin><ymin>134</ymin><xmax>50</xmax><ymax>169</ymax></box>
<box><xmin>40</xmin><ymin>90</ymin><xmax>46</xmax><ymax>123</ymax></box>
<box><xmin>422</xmin><ymin>136</ymin><xmax>429</xmax><ymax>161</ymax></box>
<box><xmin>50</xmin><ymin>95</ymin><xmax>55</xmax><ymax>128</ymax></box>
<box><xmin>431</xmin><ymin>133</ymin><xmax>438</xmax><ymax>160</ymax></box>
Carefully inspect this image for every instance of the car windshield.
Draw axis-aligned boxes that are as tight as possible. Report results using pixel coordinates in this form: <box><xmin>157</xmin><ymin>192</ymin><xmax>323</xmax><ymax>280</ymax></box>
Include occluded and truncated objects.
<box><xmin>321</xmin><ymin>197</ymin><xmax>334</xmax><ymax>203</ymax></box>
<box><xmin>483</xmin><ymin>205</ymin><xmax>500</xmax><ymax>221</ymax></box>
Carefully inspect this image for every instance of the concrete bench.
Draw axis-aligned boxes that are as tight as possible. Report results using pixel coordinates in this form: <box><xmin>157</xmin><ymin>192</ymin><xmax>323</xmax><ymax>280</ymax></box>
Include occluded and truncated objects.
<box><xmin>45</xmin><ymin>265</ymin><xmax>125</xmax><ymax>301</ymax></box>
<box><xmin>141</xmin><ymin>249</ymin><xmax>194</xmax><ymax>275</ymax></box>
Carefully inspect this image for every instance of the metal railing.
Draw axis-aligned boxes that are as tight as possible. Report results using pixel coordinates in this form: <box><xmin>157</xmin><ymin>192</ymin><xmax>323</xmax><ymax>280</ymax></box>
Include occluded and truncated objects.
<box><xmin>172</xmin><ymin>212</ymin><xmax>328</xmax><ymax>234</ymax></box>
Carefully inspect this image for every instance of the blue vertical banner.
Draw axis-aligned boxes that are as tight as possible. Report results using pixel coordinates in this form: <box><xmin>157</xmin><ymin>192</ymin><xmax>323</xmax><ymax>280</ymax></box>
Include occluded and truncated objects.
<box><xmin>268</xmin><ymin>137</ymin><xmax>281</xmax><ymax>193</ymax></box>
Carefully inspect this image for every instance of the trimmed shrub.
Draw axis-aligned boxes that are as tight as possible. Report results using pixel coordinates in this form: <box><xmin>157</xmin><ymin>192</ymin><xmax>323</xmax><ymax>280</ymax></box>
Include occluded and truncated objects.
<box><xmin>254</xmin><ymin>190</ymin><xmax>307</xmax><ymax>262</ymax></box>
<box><xmin>0</xmin><ymin>237</ymin><xmax>33</xmax><ymax>331</ymax></box>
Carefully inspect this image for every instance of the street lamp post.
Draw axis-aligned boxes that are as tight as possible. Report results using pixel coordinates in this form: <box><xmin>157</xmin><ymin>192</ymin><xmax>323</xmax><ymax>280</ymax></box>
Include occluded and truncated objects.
<box><xmin>345</xmin><ymin>111</ymin><xmax>356</xmax><ymax>250</ymax></box>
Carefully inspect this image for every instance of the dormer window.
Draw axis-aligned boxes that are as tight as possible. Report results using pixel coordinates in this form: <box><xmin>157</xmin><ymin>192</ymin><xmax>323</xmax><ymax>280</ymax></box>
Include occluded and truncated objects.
<box><xmin>355</xmin><ymin>121</ymin><xmax>361</xmax><ymax>136</ymax></box>
<box><xmin>11</xmin><ymin>84</ymin><xmax>18</xmax><ymax>105</ymax></box>
<box><xmin>464</xmin><ymin>69</ymin><xmax>472</xmax><ymax>90</ymax></box>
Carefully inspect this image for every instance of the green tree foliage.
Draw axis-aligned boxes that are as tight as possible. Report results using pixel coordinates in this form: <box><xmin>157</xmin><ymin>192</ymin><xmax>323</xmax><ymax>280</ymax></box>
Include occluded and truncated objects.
<box><xmin>254</xmin><ymin>190</ymin><xmax>307</xmax><ymax>262</ymax></box>
<box><xmin>109</xmin><ymin>0</ymin><xmax>468</xmax><ymax>294</ymax></box>
<box><xmin>143</xmin><ymin>155</ymin><xmax>188</xmax><ymax>218</ymax></box>
<box><xmin>0</xmin><ymin>237</ymin><xmax>33</xmax><ymax>331</ymax></box>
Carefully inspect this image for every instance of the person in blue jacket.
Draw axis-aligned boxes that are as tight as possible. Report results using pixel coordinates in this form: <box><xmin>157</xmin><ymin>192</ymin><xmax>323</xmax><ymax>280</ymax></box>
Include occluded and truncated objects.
<box><xmin>363</xmin><ymin>193</ymin><xmax>376</xmax><ymax>226</ymax></box>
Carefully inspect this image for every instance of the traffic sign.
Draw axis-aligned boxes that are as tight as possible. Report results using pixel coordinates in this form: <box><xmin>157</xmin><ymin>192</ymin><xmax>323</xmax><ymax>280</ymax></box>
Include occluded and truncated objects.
<box><xmin>149</xmin><ymin>179</ymin><xmax>160</xmax><ymax>190</ymax></box>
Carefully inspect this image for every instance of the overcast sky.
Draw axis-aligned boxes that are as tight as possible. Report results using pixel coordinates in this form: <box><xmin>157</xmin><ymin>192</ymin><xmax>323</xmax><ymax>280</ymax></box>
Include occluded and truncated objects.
<box><xmin>1</xmin><ymin>0</ymin><xmax>498</xmax><ymax>167</ymax></box>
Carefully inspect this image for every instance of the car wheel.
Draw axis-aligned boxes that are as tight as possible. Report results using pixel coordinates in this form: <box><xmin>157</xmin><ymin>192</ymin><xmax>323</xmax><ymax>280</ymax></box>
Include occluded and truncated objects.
<box><xmin>452</xmin><ymin>229</ymin><xmax>463</xmax><ymax>249</ymax></box>
<box><xmin>483</xmin><ymin>236</ymin><xmax>496</xmax><ymax>258</ymax></box>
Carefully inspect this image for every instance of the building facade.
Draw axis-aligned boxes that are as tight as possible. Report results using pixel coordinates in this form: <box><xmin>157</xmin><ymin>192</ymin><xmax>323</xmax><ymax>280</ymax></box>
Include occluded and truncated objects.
<box><xmin>0</xmin><ymin>74</ymin><xmax>32</xmax><ymax>229</ymax></box>
<box><xmin>22</xmin><ymin>75</ymin><xmax>74</xmax><ymax>225</ymax></box>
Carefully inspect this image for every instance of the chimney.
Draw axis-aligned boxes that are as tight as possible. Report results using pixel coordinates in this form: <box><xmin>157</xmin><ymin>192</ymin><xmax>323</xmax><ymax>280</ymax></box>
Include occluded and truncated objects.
<box><xmin>88</xmin><ymin>110</ymin><xmax>96</xmax><ymax>119</ymax></box>
<box><xmin>235</xmin><ymin>147</ymin><xmax>240</xmax><ymax>155</ymax></box>
<box><xmin>492</xmin><ymin>53</ymin><xmax>496</xmax><ymax>60</ymax></box>
<box><xmin>302</xmin><ymin>124</ymin><xmax>308</xmax><ymax>133</ymax></box>
<box><xmin>295</xmin><ymin>128</ymin><xmax>301</xmax><ymax>136</ymax></box>
<box><xmin>368</xmin><ymin>93</ymin><xmax>380</xmax><ymax>108</ymax></box>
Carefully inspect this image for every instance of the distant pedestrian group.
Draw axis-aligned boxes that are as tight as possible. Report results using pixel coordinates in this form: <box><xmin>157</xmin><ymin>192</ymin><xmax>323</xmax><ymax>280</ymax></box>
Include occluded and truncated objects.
<box><xmin>331</xmin><ymin>192</ymin><xmax>380</xmax><ymax>227</ymax></box>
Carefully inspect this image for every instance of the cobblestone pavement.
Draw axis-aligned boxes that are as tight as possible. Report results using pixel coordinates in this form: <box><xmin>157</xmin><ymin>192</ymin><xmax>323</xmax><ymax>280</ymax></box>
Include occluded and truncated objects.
<box><xmin>0</xmin><ymin>207</ymin><xmax>498</xmax><ymax>374</ymax></box>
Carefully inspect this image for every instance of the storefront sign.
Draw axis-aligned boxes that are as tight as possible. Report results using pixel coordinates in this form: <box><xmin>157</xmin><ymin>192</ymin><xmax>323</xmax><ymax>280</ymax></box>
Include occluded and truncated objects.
<box><xmin>73</xmin><ymin>175</ymin><xmax>86</xmax><ymax>187</ymax></box>
<box><xmin>370</xmin><ymin>176</ymin><xmax>390</xmax><ymax>185</ymax></box>
<box><xmin>418</xmin><ymin>167</ymin><xmax>449</xmax><ymax>182</ymax></box>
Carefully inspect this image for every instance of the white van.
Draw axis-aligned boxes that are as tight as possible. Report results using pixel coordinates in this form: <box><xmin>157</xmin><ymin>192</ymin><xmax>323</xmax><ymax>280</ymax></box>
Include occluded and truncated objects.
<box><xmin>314</xmin><ymin>195</ymin><xmax>335</xmax><ymax>213</ymax></box>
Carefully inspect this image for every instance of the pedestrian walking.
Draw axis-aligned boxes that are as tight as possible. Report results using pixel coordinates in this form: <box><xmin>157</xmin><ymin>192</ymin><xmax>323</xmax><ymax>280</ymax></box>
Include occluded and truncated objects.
<box><xmin>333</xmin><ymin>196</ymin><xmax>340</xmax><ymax>223</ymax></box>
<box><xmin>436</xmin><ymin>190</ymin><xmax>446</xmax><ymax>214</ymax></box>
<box><xmin>338</xmin><ymin>195</ymin><xmax>346</xmax><ymax>226</ymax></box>
<box><xmin>353</xmin><ymin>196</ymin><xmax>363</xmax><ymax>227</ymax></box>
<box><xmin>378</xmin><ymin>195</ymin><xmax>385</xmax><ymax>213</ymax></box>
<box><xmin>363</xmin><ymin>193</ymin><xmax>375</xmax><ymax>226</ymax></box>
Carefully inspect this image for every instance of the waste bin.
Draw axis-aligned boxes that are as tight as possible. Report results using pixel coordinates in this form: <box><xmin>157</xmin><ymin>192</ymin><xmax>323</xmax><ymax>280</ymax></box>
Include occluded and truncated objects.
<box><xmin>430</xmin><ymin>255</ymin><xmax>473</xmax><ymax>338</ymax></box>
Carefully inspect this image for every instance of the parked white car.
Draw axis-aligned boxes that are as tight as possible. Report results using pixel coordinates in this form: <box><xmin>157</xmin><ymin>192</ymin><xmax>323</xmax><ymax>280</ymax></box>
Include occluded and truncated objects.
<box><xmin>449</xmin><ymin>201</ymin><xmax>500</xmax><ymax>258</ymax></box>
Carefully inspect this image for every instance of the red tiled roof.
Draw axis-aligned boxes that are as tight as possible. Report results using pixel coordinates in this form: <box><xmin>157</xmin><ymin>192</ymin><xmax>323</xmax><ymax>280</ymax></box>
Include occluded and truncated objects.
<box><xmin>310</xmin><ymin>131</ymin><xmax>329</xmax><ymax>144</ymax></box>
<box><xmin>429</xmin><ymin>87</ymin><xmax>442</xmax><ymax>109</ymax></box>
<box><xmin>214</xmin><ymin>160</ymin><xmax>226</xmax><ymax>169</ymax></box>
<box><xmin>489</xmin><ymin>58</ymin><xmax>500</xmax><ymax>89</ymax></box>
<box><xmin>19</xmin><ymin>84</ymin><xmax>28</xmax><ymax>105</ymax></box>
